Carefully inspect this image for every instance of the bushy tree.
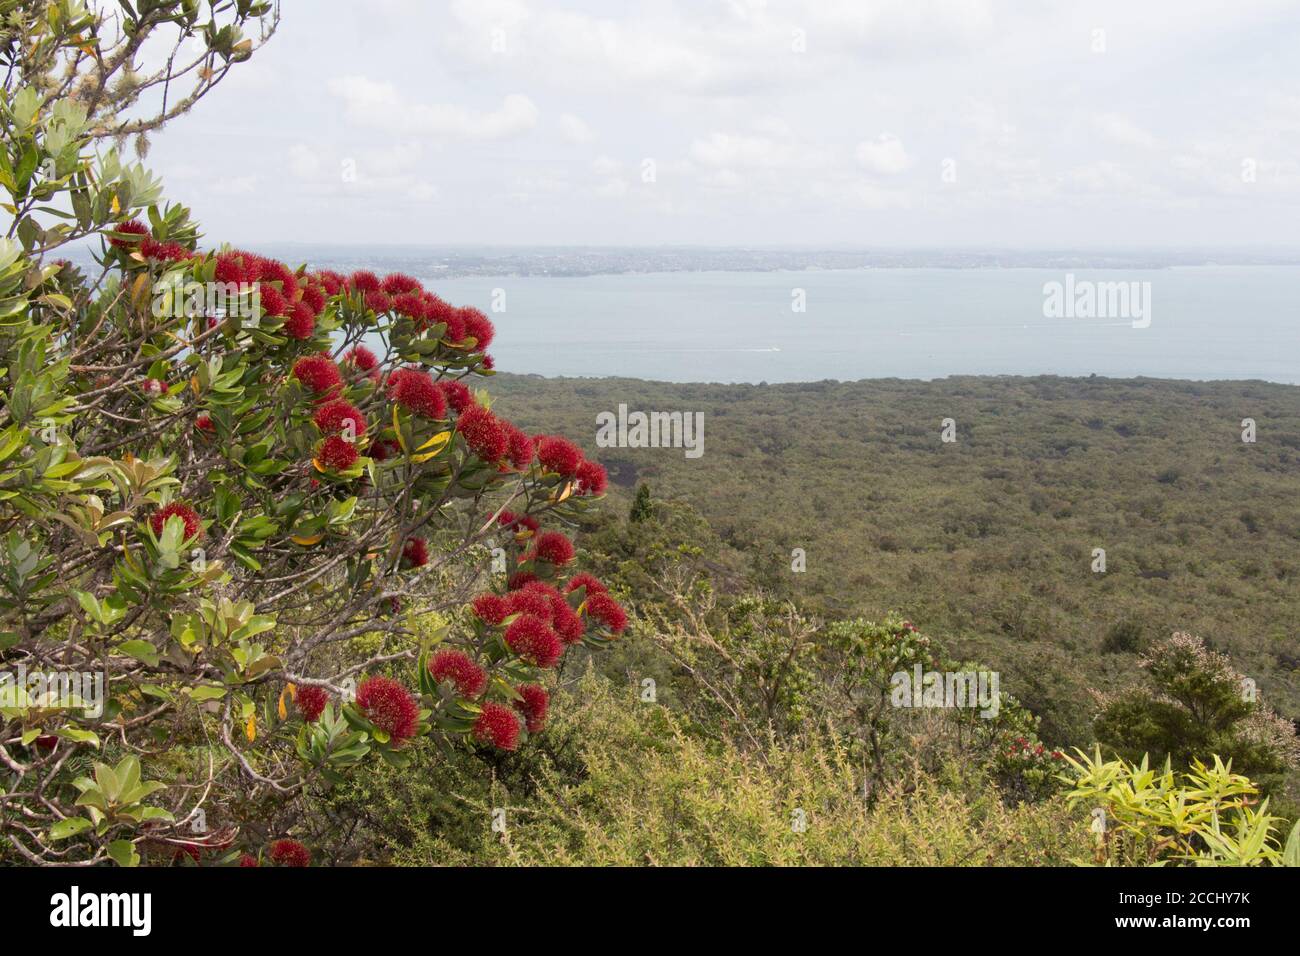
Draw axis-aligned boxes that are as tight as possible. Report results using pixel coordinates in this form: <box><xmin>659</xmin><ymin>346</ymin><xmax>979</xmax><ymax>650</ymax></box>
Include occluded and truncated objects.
<box><xmin>1093</xmin><ymin>631</ymin><xmax>1300</xmax><ymax>784</ymax></box>
<box><xmin>0</xmin><ymin>3</ymin><xmax>623</xmax><ymax>865</ymax></box>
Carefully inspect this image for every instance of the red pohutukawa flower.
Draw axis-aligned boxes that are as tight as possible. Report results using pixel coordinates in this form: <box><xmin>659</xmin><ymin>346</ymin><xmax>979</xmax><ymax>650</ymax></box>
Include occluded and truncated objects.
<box><xmin>576</xmin><ymin>460</ymin><xmax>608</xmax><ymax>496</ymax></box>
<box><xmin>507</xmin><ymin>585</ymin><xmax>554</xmax><ymax>621</ymax></box>
<box><xmin>565</xmin><ymin>573</ymin><xmax>607</xmax><ymax>596</ymax></box>
<box><xmin>365</xmin><ymin>291</ymin><xmax>392</xmax><ymax>313</ymax></box>
<box><xmin>504</xmin><ymin>615</ymin><xmax>563</xmax><ymax>668</ymax></box>
<box><xmin>426</xmin><ymin>296</ymin><xmax>465</xmax><ymax>340</ymax></box>
<box><xmin>471</xmin><ymin>593</ymin><xmax>510</xmax><ymax>625</ymax></box>
<box><xmin>401</xmin><ymin>536</ymin><xmax>429</xmax><ymax>568</ymax></box>
<box><xmin>316</xmin><ymin>270</ymin><xmax>348</xmax><ymax>296</ymax></box>
<box><xmin>344</xmin><ymin>345</ymin><xmax>379</xmax><ymax>372</ymax></box>
<box><xmin>428</xmin><ymin>649</ymin><xmax>487</xmax><ymax>698</ymax></box>
<box><xmin>238</xmin><ymin>853</ymin><xmax>260</xmax><ymax>868</ymax></box>
<box><xmin>195</xmin><ymin>413</ymin><xmax>215</xmax><ymax>434</ymax></box>
<box><xmin>140</xmin><ymin>237</ymin><xmax>191</xmax><ymax>262</ymax></box>
<box><xmin>296</xmin><ymin>685</ymin><xmax>329</xmax><ymax>722</ymax></box>
<box><xmin>350</xmin><ymin>270</ymin><xmax>381</xmax><ymax>293</ymax></box>
<box><xmin>457</xmin><ymin>404</ymin><xmax>507</xmax><ymax>462</ymax></box>
<box><xmin>355</xmin><ymin>676</ymin><xmax>419</xmax><ymax>742</ymax></box>
<box><xmin>313</xmin><ymin>399</ymin><xmax>366</xmax><ymax>438</ymax></box>
<box><xmin>284</xmin><ymin>300</ymin><xmax>316</xmax><ymax>339</ymax></box>
<box><xmin>381</xmin><ymin>272</ymin><xmax>422</xmax><ymax>296</ymax></box>
<box><xmin>536</xmin><ymin>435</ymin><xmax>583</xmax><ymax>477</ymax></box>
<box><xmin>259</xmin><ymin>258</ymin><xmax>298</xmax><ymax>295</ymax></box>
<box><xmin>292</xmin><ymin>354</ymin><xmax>342</xmax><ymax>395</ymax></box>
<box><xmin>481</xmin><ymin>355</ymin><xmax>495</xmax><ymax>370</ymax></box>
<box><xmin>258</xmin><ymin>284</ymin><xmax>288</xmax><ymax>319</ymax></box>
<box><xmin>498</xmin><ymin>511</ymin><xmax>540</xmax><ymax>534</ymax></box>
<box><xmin>436</xmin><ymin>379</ymin><xmax>474</xmax><ymax>414</ymax></box>
<box><xmin>109</xmin><ymin>219</ymin><xmax>149</xmax><ymax>247</ymax></box>
<box><xmin>268</xmin><ymin>839</ymin><xmax>311</xmax><ymax>868</ymax></box>
<box><xmin>368</xmin><ymin>438</ymin><xmax>399</xmax><ymax>461</ymax></box>
<box><xmin>530</xmin><ymin>531</ymin><xmax>575</xmax><ymax>566</ymax></box>
<box><xmin>300</xmin><ymin>282</ymin><xmax>326</xmax><ymax>315</ymax></box>
<box><xmin>585</xmin><ymin>593</ymin><xmax>628</xmax><ymax>635</ymax></box>
<box><xmin>514</xmin><ymin>684</ymin><xmax>549</xmax><ymax>733</ymax></box>
<box><xmin>150</xmin><ymin>502</ymin><xmax>202</xmax><ymax>540</ymax></box>
<box><xmin>551</xmin><ymin>597</ymin><xmax>584</xmax><ymax>644</ymax></box>
<box><xmin>140</xmin><ymin>377</ymin><xmax>165</xmax><ymax>396</ymax></box>
<box><xmin>459</xmin><ymin>307</ymin><xmax>495</xmax><ymax>350</ymax></box>
<box><xmin>213</xmin><ymin>250</ymin><xmax>253</xmax><ymax>286</ymax></box>
<box><xmin>317</xmin><ymin>434</ymin><xmax>359</xmax><ymax>471</ymax></box>
<box><xmin>507</xmin><ymin>571</ymin><xmax>538</xmax><ymax>590</ymax></box>
<box><xmin>505</xmin><ymin>423</ymin><xmax>535</xmax><ymax>470</ymax></box>
<box><xmin>472</xmin><ymin>702</ymin><xmax>520</xmax><ymax>751</ymax></box>
<box><xmin>387</xmin><ymin>367</ymin><xmax>447</xmax><ymax>419</ymax></box>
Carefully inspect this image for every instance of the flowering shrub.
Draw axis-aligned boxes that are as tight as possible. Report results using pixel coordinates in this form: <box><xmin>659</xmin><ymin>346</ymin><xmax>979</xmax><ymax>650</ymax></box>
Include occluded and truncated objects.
<box><xmin>0</xmin><ymin>4</ymin><xmax>619</xmax><ymax>865</ymax></box>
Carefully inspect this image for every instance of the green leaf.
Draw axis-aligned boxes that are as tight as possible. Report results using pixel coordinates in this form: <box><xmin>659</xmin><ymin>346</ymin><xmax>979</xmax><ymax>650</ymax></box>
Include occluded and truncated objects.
<box><xmin>1284</xmin><ymin>820</ymin><xmax>1300</xmax><ymax>868</ymax></box>
<box><xmin>48</xmin><ymin>817</ymin><xmax>93</xmax><ymax>841</ymax></box>
<box><xmin>107</xmin><ymin>840</ymin><xmax>140</xmax><ymax>867</ymax></box>
<box><xmin>117</xmin><ymin>640</ymin><xmax>160</xmax><ymax>666</ymax></box>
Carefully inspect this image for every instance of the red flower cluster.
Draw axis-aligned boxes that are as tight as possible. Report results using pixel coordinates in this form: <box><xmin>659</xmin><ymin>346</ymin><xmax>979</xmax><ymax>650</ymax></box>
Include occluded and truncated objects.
<box><xmin>140</xmin><ymin>377</ymin><xmax>165</xmax><ymax>397</ymax></box>
<box><xmin>585</xmin><ymin>592</ymin><xmax>628</xmax><ymax>635</ymax></box>
<box><xmin>268</xmin><ymin>839</ymin><xmax>311</xmax><ymax>868</ymax></box>
<box><xmin>401</xmin><ymin>536</ymin><xmax>429</xmax><ymax>569</ymax></box>
<box><xmin>317</xmin><ymin>434</ymin><xmax>359</xmax><ymax>471</ymax></box>
<box><xmin>428</xmin><ymin>649</ymin><xmax>486</xmax><ymax>698</ymax></box>
<box><xmin>514</xmin><ymin>684</ymin><xmax>549</xmax><ymax>733</ymax></box>
<box><xmin>565</xmin><ymin>573</ymin><xmax>606</xmax><ymax>596</ymax></box>
<box><xmin>292</xmin><ymin>354</ymin><xmax>341</xmax><ymax>395</ymax></box>
<box><xmin>195</xmin><ymin>413</ymin><xmax>215</xmax><ymax>434</ymax></box>
<box><xmin>313</xmin><ymin>399</ymin><xmax>366</xmax><ymax>438</ymax></box>
<box><xmin>437</xmin><ymin>379</ymin><xmax>473</xmax><ymax>413</ymax></box>
<box><xmin>535</xmin><ymin>436</ymin><xmax>607</xmax><ymax>496</ymax></box>
<box><xmin>498</xmin><ymin>511</ymin><xmax>540</xmax><ymax>534</ymax></box>
<box><xmin>473</xmin><ymin>702</ymin><xmax>520</xmax><ymax>751</ymax></box>
<box><xmin>150</xmin><ymin>501</ymin><xmax>202</xmax><ymax>540</ymax></box>
<box><xmin>529</xmin><ymin>530</ymin><xmax>575</xmax><ymax>566</ymax></box>
<box><xmin>456</xmin><ymin>404</ymin><xmax>508</xmax><ymax>462</ymax></box>
<box><xmin>238</xmin><ymin>853</ymin><xmax>259</xmax><ymax>868</ymax></box>
<box><xmin>504</xmin><ymin>614</ymin><xmax>563</xmax><ymax>668</ymax></box>
<box><xmin>471</xmin><ymin>593</ymin><xmax>510</xmax><ymax>625</ymax></box>
<box><xmin>355</xmin><ymin>676</ymin><xmax>419</xmax><ymax>742</ymax></box>
<box><xmin>109</xmin><ymin>219</ymin><xmax>149</xmax><ymax>248</ymax></box>
<box><xmin>343</xmin><ymin>345</ymin><xmax>380</xmax><ymax>382</ymax></box>
<box><xmin>297</xmin><ymin>685</ymin><xmax>329</xmax><ymax>722</ymax></box>
<box><xmin>387</xmin><ymin>367</ymin><xmax>447</xmax><ymax>419</ymax></box>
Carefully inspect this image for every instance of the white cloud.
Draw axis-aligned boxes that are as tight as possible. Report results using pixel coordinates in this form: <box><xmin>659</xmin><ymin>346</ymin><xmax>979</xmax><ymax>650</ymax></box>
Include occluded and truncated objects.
<box><xmin>558</xmin><ymin>113</ymin><xmax>597</xmax><ymax>144</ymax></box>
<box><xmin>1092</xmin><ymin>113</ymin><xmax>1160</xmax><ymax>150</ymax></box>
<box><xmin>327</xmin><ymin>75</ymin><xmax>538</xmax><ymax>140</ymax></box>
<box><xmin>854</xmin><ymin>133</ymin><xmax>910</xmax><ymax>175</ymax></box>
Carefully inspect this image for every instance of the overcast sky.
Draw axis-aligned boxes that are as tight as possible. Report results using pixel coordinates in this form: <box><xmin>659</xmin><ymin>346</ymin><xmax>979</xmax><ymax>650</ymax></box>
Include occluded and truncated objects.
<box><xmin>140</xmin><ymin>0</ymin><xmax>1300</xmax><ymax>248</ymax></box>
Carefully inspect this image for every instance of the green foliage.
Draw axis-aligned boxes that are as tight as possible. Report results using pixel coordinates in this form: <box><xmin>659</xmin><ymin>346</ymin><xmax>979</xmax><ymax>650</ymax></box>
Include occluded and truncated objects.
<box><xmin>339</xmin><ymin>672</ymin><xmax>1090</xmax><ymax>866</ymax></box>
<box><xmin>0</xmin><ymin>8</ymin><xmax>612</xmax><ymax>866</ymax></box>
<box><xmin>1094</xmin><ymin>632</ymin><xmax>1300</xmax><ymax>785</ymax></box>
<box><xmin>1063</xmin><ymin>747</ymin><xmax>1292</xmax><ymax>866</ymax></box>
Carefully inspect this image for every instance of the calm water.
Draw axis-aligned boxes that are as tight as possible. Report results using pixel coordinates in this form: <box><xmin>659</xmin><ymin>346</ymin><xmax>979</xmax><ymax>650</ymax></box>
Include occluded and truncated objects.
<box><xmin>405</xmin><ymin>266</ymin><xmax>1299</xmax><ymax>384</ymax></box>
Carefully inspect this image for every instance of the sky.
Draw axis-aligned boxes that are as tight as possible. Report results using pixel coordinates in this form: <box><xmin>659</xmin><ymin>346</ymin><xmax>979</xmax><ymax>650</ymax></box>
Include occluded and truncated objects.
<box><xmin>134</xmin><ymin>0</ymin><xmax>1300</xmax><ymax>248</ymax></box>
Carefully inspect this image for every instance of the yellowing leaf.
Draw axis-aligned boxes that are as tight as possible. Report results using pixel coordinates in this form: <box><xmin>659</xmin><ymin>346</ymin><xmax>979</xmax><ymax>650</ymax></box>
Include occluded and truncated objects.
<box><xmin>551</xmin><ymin>481</ymin><xmax>575</xmax><ymax>504</ymax></box>
<box><xmin>392</xmin><ymin>406</ymin><xmax>407</xmax><ymax>452</ymax></box>
<box><xmin>411</xmin><ymin>430</ymin><xmax>451</xmax><ymax>463</ymax></box>
<box><xmin>244</xmin><ymin>714</ymin><xmax>256</xmax><ymax>742</ymax></box>
<box><xmin>277</xmin><ymin>686</ymin><xmax>291</xmax><ymax>721</ymax></box>
<box><xmin>291</xmin><ymin>533</ymin><xmax>323</xmax><ymax>546</ymax></box>
<box><xmin>110</xmin><ymin>194</ymin><xmax>120</xmax><ymax>214</ymax></box>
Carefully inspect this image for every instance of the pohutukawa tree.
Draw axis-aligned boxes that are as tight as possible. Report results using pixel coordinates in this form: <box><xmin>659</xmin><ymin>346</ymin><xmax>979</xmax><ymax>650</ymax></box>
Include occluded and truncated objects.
<box><xmin>0</xmin><ymin>1</ymin><xmax>623</xmax><ymax>865</ymax></box>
